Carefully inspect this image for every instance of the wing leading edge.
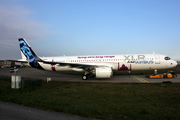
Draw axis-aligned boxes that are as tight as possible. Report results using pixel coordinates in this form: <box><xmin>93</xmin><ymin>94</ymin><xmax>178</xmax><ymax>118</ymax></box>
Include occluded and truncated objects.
<box><xmin>40</xmin><ymin>60</ymin><xmax>107</xmax><ymax>69</ymax></box>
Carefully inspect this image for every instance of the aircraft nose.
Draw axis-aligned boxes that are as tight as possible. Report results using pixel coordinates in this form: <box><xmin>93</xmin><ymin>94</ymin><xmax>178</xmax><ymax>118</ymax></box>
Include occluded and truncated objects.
<box><xmin>175</xmin><ymin>61</ymin><xmax>178</xmax><ymax>67</ymax></box>
<box><xmin>171</xmin><ymin>61</ymin><xmax>178</xmax><ymax>67</ymax></box>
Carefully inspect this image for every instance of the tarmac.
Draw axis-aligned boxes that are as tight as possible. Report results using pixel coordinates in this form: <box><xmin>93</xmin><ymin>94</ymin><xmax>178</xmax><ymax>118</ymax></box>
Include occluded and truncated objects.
<box><xmin>0</xmin><ymin>68</ymin><xmax>180</xmax><ymax>83</ymax></box>
<box><xmin>0</xmin><ymin>101</ymin><xmax>98</xmax><ymax>120</ymax></box>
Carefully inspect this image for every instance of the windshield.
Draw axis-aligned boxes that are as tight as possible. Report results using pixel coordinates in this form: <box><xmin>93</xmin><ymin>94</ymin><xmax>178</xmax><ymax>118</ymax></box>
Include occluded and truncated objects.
<box><xmin>164</xmin><ymin>57</ymin><xmax>171</xmax><ymax>60</ymax></box>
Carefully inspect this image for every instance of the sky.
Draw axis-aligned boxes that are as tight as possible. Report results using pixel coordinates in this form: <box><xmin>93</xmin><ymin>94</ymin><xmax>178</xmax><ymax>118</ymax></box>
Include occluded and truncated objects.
<box><xmin>0</xmin><ymin>0</ymin><xmax>180</xmax><ymax>60</ymax></box>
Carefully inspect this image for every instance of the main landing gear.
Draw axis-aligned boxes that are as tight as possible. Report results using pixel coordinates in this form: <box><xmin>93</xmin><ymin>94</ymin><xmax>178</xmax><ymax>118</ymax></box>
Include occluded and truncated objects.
<box><xmin>82</xmin><ymin>75</ymin><xmax>88</xmax><ymax>80</ymax></box>
<box><xmin>82</xmin><ymin>71</ymin><xmax>92</xmax><ymax>80</ymax></box>
<box><xmin>82</xmin><ymin>71</ymin><xmax>89</xmax><ymax>80</ymax></box>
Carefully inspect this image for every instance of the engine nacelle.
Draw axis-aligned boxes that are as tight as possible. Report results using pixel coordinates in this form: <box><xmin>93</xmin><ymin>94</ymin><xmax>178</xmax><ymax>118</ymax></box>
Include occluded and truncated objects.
<box><xmin>95</xmin><ymin>67</ymin><xmax>113</xmax><ymax>78</ymax></box>
<box><xmin>72</xmin><ymin>68</ymin><xmax>84</xmax><ymax>72</ymax></box>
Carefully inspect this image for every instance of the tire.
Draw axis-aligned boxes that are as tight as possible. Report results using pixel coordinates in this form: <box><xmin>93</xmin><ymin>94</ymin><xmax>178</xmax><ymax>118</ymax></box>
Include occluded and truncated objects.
<box><xmin>82</xmin><ymin>75</ymin><xmax>88</xmax><ymax>80</ymax></box>
<box><xmin>163</xmin><ymin>75</ymin><xmax>167</xmax><ymax>78</ymax></box>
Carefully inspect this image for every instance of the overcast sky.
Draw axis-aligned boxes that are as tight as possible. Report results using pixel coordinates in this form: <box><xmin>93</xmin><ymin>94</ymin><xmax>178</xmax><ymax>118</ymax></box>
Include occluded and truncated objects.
<box><xmin>0</xmin><ymin>0</ymin><xmax>180</xmax><ymax>59</ymax></box>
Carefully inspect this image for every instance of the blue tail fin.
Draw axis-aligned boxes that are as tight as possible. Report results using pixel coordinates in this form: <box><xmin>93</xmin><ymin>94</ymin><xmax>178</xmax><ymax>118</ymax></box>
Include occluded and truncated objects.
<box><xmin>18</xmin><ymin>38</ymin><xmax>44</xmax><ymax>69</ymax></box>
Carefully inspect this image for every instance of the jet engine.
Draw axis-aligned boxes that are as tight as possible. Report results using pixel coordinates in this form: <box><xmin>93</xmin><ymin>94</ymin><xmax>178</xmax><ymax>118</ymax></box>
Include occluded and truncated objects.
<box><xmin>95</xmin><ymin>67</ymin><xmax>113</xmax><ymax>78</ymax></box>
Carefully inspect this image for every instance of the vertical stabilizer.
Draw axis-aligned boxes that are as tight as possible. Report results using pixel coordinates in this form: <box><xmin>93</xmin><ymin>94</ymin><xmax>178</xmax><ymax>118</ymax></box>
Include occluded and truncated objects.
<box><xmin>20</xmin><ymin>51</ymin><xmax>26</xmax><ymax>59</ymax></box>
<box><xmin>18</xmin><ymin>38</ymin><xmax>44</xmax><ymax>69</ymax></box>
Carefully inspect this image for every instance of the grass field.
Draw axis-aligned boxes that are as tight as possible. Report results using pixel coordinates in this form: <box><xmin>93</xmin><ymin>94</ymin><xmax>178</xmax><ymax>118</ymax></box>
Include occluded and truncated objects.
<box><xmin>0</xmin><ymin>78</ymin><xmax>180</xmax><ymax>120</ymax></box>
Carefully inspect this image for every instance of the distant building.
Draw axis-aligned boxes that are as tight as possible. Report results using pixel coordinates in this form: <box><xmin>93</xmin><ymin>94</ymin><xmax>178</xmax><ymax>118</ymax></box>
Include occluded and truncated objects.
<box><xmin>0</xmin><ymin>61</ymin><xmax>11</xmax><ymax>67</ymax></box>
<box><xmin>0</xmin><ymin>61</ymin><xmax>29</xmax><ymax>68</ymax></box>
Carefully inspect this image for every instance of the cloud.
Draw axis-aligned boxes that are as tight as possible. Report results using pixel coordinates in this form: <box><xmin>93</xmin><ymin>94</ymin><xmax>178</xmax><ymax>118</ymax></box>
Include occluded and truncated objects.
<box><xmin>0</xmin><ymin>4</ymin><xmax>49</xmax><ymax>59</ymax></box>
<box><xmin>0</xmin><ymin>5</ymin><xmax>48</xmax><ymax>41</ymax></box>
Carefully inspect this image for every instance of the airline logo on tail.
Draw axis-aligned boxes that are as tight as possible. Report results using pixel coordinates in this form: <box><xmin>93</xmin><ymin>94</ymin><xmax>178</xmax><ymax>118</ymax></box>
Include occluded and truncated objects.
<box><xmin>19</xmin><ymin>38</ymin><xmax>44</xmax><ymax>70</ymax></box>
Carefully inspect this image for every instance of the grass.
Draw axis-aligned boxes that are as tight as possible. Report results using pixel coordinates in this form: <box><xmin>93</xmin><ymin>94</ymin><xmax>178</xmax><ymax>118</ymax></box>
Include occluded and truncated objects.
<box><xmin>0</xmin><ymin>78</ymin><xmax>180</xmax><ymax>120</ymax></box>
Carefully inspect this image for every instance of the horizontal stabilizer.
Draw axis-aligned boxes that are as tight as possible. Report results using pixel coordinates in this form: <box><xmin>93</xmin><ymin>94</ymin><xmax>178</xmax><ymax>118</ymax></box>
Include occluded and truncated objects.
<box><xmin>5</xmin><ymin>59</ymin><xmax>28</xmax><ymax>63</ymax></box>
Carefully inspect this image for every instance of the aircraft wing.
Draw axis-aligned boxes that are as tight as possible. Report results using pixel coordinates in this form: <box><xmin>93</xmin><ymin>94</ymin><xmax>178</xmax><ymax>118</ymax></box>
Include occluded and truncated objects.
<box><xmin>41</xmin><ymin>60</ymin><xmax>106</xmax><ymax>68</ymax></box>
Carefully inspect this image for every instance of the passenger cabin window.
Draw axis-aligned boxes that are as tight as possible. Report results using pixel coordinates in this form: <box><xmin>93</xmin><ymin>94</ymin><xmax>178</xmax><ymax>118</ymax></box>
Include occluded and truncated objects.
<box><xmin>165</xmin><ymin>57</ymin><xmax>171</xmax><ymax>60</ymax></box>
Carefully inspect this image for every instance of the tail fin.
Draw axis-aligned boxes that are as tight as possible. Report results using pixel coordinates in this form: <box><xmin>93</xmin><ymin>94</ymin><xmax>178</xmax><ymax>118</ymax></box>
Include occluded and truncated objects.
<box><xmin>20</xmin><ymin>50</ymin><xmax>27</xmax><ymax>60</ymax></box>
<box><xmin>18</xmin><ymin>38</ymin><xmax>44</xmax><ymax>69</ymax></box>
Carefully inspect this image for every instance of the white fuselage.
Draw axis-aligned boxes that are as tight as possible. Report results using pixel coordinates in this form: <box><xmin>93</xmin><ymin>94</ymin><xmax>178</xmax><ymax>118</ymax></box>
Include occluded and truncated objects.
<box><xmin>38</xmin><ymin>54</ymin><xmax>177</xmax><ymax>72</ymax></box>
<box><xmin>18</xmin><ymin>38</ymin><xmax>178</xmax><ymax>80</ymax></box>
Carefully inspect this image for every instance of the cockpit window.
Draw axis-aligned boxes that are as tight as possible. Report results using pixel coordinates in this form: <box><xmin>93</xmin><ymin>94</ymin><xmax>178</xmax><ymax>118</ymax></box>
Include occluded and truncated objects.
<box><xmin>165</xmin><ymin>57</ymin><xmax>171</xmax><ymax>60</ymax></box>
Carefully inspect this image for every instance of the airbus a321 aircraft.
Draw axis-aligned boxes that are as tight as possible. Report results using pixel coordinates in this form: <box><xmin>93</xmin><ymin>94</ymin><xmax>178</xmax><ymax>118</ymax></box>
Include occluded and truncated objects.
<box><xmin>18</xmin><ymin>38</ymin><xmax>177</xmax><ymax>80</ymax></box>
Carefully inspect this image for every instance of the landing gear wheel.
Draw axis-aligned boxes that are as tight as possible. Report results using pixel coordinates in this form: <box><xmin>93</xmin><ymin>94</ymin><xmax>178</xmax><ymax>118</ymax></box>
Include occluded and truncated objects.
<box><xmin>82</xmin><ymin>75</ymin><xmax>88</xmax><ymax>80</ymax></box>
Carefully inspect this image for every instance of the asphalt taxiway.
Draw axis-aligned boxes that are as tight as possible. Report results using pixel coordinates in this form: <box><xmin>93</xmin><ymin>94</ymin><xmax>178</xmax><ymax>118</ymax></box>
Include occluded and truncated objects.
<box><xmin>0</xmin><ymin>101</ymin><xmax>98</xmax><ymax>120</ymax></box>
<box><xmin>0</xmin><ymin>68</ymin><xmax>180</xmax><ymax>83</ymax></box>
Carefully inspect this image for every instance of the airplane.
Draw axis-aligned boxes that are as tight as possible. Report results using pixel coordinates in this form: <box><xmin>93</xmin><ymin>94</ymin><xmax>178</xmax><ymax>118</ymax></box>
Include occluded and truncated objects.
<box><xmin>17</xmin><ymin>38</ymin><xmax>177</xmax><ymax>80</ymax></box>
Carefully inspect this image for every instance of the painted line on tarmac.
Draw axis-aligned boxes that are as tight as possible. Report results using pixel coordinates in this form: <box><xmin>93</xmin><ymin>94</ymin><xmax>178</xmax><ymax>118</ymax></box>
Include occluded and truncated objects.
<box><xmin>131</xmin><ymin>75</ymin><xmax>149</xmax><ymax>83</ymax></box>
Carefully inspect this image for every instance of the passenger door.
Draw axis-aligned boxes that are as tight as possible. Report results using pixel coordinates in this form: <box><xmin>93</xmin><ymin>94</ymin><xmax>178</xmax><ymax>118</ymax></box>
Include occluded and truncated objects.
<box><xmin>154</xmin><ymin>54</ymin><xmax>160</xmax><ymax>64</ymax></box>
